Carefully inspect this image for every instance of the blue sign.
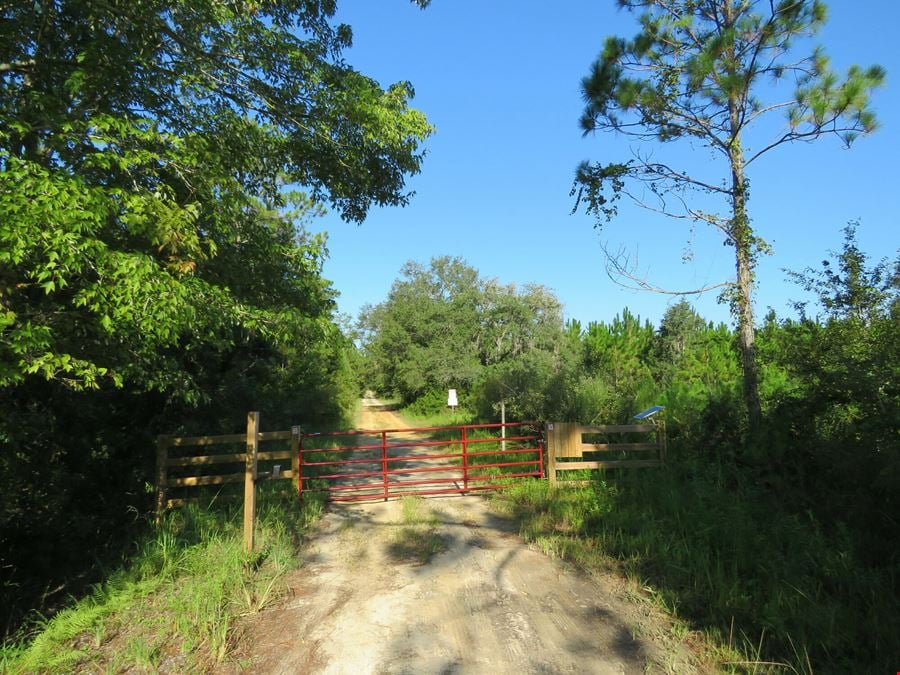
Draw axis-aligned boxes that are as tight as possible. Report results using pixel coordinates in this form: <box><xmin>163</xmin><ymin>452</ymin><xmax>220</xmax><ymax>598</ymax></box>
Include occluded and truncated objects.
<box><xmin>633</xmin><ymin>405</ymin><xmax>664</xmax><ymax>420</ymax></box>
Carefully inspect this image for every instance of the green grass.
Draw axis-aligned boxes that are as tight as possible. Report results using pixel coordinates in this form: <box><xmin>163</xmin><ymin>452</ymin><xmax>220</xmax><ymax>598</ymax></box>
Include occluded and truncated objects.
<box><xmin>385</xmin><ymin>497</ymin><xmax>448</xmax><ymax>565</ymax></box>
<box><xmin>1</xmin><ymin>485</ymin><xmax>326</xmax><ymax>673</ymax></box>
<box><xmin>365</xmin><ymin>394</ymin><xmax>402</xmax><ymax>409</ymax></box>
<box><xmin>399</xmin><ymin>404</ymin><xmax>475</xmax><ymax>428</ymax></box>
<box><xmin>492</xmin><ymin>466</ymin><xmax>900</xmax><ymax>673</ymax></box>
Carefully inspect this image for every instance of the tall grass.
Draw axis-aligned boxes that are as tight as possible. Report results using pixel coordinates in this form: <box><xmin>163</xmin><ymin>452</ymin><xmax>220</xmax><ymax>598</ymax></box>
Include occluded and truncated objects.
<box><xmin>400</xmin><ymin>406</ymin><xmax>475</xmax><ymax>428</ymax></box>
<box><xmin>1</xmin><ymin>485</ymin><xmax>325</xmax><ymax>673</ymax></box>
<box><xmin>494</xmin><ymin>465</ymin><xmax>900</xmax><ymax>673</ymax></box>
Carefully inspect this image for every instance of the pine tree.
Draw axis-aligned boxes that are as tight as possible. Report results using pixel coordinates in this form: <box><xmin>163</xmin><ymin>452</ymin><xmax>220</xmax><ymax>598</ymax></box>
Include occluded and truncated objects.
<box><xmin>574</xmin><ymin>0</ymin><xmax>884</xmax><ymax>434</ymax></box>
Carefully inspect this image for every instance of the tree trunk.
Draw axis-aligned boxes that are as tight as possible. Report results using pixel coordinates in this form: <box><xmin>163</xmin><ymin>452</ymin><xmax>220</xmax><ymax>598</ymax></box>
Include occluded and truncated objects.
<box><xmin>723</xmin><ymin>0</ymin><xmax>763</xmax><ymax>436</ymax></box>
<box><xmin>729</xmin><ymin>147</ymin><xmax>763</xmax><ymax>435</ymax></box>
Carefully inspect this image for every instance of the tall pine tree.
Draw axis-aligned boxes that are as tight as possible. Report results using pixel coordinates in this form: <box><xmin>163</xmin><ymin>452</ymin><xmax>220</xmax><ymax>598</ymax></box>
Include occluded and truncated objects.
<box><xmin>574</xmin><ymin>0</ymin><xmax>883</xmax><ymax>434</ymax></box>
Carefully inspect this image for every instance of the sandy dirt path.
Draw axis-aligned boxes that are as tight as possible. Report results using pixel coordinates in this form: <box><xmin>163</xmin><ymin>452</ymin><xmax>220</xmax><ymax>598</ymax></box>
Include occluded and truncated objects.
<box><xmin>239</xmin><ymin>400</ymin><xmax>695</xmax><ymax>674</ymax></box>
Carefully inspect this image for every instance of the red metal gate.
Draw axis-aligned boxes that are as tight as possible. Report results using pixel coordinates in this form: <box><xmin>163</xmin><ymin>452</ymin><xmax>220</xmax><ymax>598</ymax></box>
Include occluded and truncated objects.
<box><xmin>298</xmin><ymin>422</ymin><xmax>544</xmax><ymax>502</ymax></box>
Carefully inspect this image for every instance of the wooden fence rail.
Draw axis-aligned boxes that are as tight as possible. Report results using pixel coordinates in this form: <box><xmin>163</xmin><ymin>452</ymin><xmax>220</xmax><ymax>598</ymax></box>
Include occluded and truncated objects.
<box><xmin>546</xmin><ymin>421</ymin><xmax>666</xmax><ymax>486</ymax></box>
<box><xmin>156</xmin><ymin>412</ymin><xmax>302</xmax><ymax>551</ymax></box>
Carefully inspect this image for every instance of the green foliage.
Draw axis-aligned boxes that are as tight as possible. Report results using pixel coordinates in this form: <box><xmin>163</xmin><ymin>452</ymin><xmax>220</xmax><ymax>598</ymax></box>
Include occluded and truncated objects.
<box><xmin>757</xmin><ymin>226</ymin><xmax>900</xmax><ymax>555</ymax></box>
<box><xmin>579</xmin><ymin>1</ymin><xmax>884</xmax><ymax>157</ymax></box>
<box><xmin>476</xmin><ymin>345</ymin><xmax>579</xmax><ymax>422</ymax></box>
<box><xmin>654</xmin><ymin>301</ymin><xmax>707</xmax><ymax>370</ymax></box>
<box><xmin>360</xmin><ymin>257</ymin><xmax>568</xmax><ymax>410</ymax></box>
<box><xmin>583</xmin><ymin>309</ymin><xmax>653</xmax><ymax>385</ymax></box>
<box><xmin>404</xmin><ymin>388</ymin><xmax>470</xmax><ymax>419</ymax></box>
<box><xmin>1</xmin><ymin>0</ymin><xmax>431</xmax><ymax>636</ymax></box>
<box><xmin>540</xmin><ymin>306</ymin><xmax>742</xmax><ymax>436</ymax></box>
<box><xmin>0</xmin><ymin>0</ymin><xmax>432</xmax><ymax>394</ymax></box>
<box><xmin>787</xmin><ymin>221</ymin><xmax>899</xmax><ymax>323</ymax></box>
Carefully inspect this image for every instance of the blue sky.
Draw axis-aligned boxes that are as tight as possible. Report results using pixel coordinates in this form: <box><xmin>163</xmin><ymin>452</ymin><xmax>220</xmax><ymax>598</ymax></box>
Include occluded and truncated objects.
<box><xmin>310</xmin><ymin>0</ymin><xmax>899</xmax><ymax>328</ymax></box>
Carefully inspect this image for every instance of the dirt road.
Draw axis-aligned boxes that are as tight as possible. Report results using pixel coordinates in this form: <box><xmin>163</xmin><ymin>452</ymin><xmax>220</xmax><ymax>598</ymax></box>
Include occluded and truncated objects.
<box><xmin>240</xmin><ymin>400</ymin><xmax>694</xmax><ymax>674</ymax></box>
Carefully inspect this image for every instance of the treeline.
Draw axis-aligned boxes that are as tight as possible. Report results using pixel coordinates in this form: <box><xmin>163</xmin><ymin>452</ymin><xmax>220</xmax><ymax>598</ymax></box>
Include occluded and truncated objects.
<box><xmin>0</xmin><ymin>0</ymin><xmax>431</xmax><ymax>636</ymax></box>
<box><xmin>361</xmin><ymin>228</ymin><xmax>899</xmax><ymax>670</ymax></box>
<box><xmin>366</xmin><ymin>227</ymin><xmax>897</xmax><ymax>452</ymax></box>
<box><xmin>362</xmin><ymin>241</ymin><xmax>898</xmax><ymax>490</ymax></box>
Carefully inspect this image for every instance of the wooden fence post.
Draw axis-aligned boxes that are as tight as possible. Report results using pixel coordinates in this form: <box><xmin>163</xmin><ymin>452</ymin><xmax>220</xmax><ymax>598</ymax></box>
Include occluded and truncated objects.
<box><xmin>291</xmin><ymin>425</ymin><xmax>301</xmax><ymax>496</ymax></box>
<box><xmin>657</xmin><ymin>419</ymin><xmax>668</xmax><ymax>465</ymax></box>
<box><xmin>546</xmin><ymin>424</ymin><xmax>557</xmax><ymax>487</ymax></box>
<box><xmin>155</xmin><ymin>436</ymin><xmax>171</xmax><ymax>524</ymax></box>
<box><xmin>244</xmin><ymin>411</ymin><xmax>260</xmax><ymax>553</ymax></box>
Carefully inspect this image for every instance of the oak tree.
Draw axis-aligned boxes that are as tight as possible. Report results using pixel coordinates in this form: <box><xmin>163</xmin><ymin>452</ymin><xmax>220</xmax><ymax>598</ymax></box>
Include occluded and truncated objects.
<box><xmin>0</xmin><ymin>0</ymin><xmax>432</xmax><ymax>631</ymax></box>
<box><xmin>0</xmin><ymin>0</ymin><xmax>433</xmax><ymax>393</ymax></box>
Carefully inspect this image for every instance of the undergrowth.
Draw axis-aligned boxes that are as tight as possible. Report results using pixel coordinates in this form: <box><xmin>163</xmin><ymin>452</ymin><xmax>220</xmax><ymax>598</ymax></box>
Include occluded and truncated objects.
<box><xmin>400</xmin><ymin>394</ymin><xmax>475</xmax><ymax>428</ymax></box>
<box><xmin>493</xmin><ymin>467</ymin><xmax>899</xmax><ymax>674</ymax></box>
<box><xmin>1</xmin><ymin>485</ymin><xmax>325</xmax><ymax>673</ymax></box>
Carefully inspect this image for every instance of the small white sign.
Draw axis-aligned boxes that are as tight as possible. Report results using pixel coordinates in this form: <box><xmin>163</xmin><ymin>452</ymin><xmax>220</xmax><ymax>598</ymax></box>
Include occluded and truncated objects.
<box><xmin>447</xmin><ymin>389</ymin><xmax>458</xmax><ymax>407</ymax></box>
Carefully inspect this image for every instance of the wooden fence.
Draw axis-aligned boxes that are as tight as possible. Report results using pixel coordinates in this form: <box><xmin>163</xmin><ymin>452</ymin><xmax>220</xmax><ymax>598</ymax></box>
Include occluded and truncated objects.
<box><xmin>155</xmin><ymin>412</ymin><xmax>300</xmax><ymax>551</ymax></box>
<box><xmin>545</xmin><ymin>421</ymin><xmax>666</xmax><ymax>486</ymax></box>
<box><xmin>157</xmin><ymin>414</ymin><xmax>666</xmax><ymax>547</ymax></box>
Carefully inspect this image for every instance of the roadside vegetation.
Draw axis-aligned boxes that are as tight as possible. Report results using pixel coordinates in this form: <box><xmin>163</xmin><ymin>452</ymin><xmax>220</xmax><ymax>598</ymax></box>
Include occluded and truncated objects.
<box><xmin>362</xmin><ymin>229</ymin><xmax>899</xmax><ymax>673</ymax></box>
<box><xmin>1</xmin><ymin>487</ymin><xmax>326</xmax><ymax>673</ymax></box>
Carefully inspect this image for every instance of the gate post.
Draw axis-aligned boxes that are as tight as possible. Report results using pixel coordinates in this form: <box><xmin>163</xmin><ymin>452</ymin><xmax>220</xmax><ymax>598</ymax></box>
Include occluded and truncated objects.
<box><xmin>155</xmin><ymin>435</ymin><xmax>171</xmax><ymax>524</ymax></box>
<box><xmin>461</xmin><ymin>426</ymin><xmax>469</xmax><ymax>492</ymax></box>
<box><xmin>381</xmin><ymin>430</ymin><xmax>389</xmax><ymax>501</ymax></box>
<box><xmin>538</xmin><ymin>433</ymin><xmax>545</xmax><ymax>480</ymax></box>
<box><xmin>657</xmin><ymin>419</ymin><xmax>668</xmax><ymax>465</ymax></box>
<box><xmin>291</xmin><ymin>425</ymin><xmax>302</xmax><ymax>497</ymax></box>
<box><xmin>547</xmin><ymin>432</ymin><xmax>557</xmax><ymax>487</ymax></box>
<box><xmin>244</xmin><ymin>411</ymin><xmax>260</xmax><ymax>552</ymax></box>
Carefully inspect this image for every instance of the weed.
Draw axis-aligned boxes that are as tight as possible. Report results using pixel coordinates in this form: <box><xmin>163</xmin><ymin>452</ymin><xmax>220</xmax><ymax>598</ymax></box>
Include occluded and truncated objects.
<box><xmin>2</xmin><ymin>484</ymin><xmax>325</xmax><ymax>672</ymax></box>
<box><xmin>123</xmin><ymin>636</ymin><xmax>161</xmax><ymax>670</ymax></box>
<box><xmin>400</xmin><ymin>495</ymin><xmax>434</xmax><ymax>526</ymax></box>
<box><xmin>387</xmin><ymin>497</ymin><xmax>447</xmax><ymax>565</ymax></box>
